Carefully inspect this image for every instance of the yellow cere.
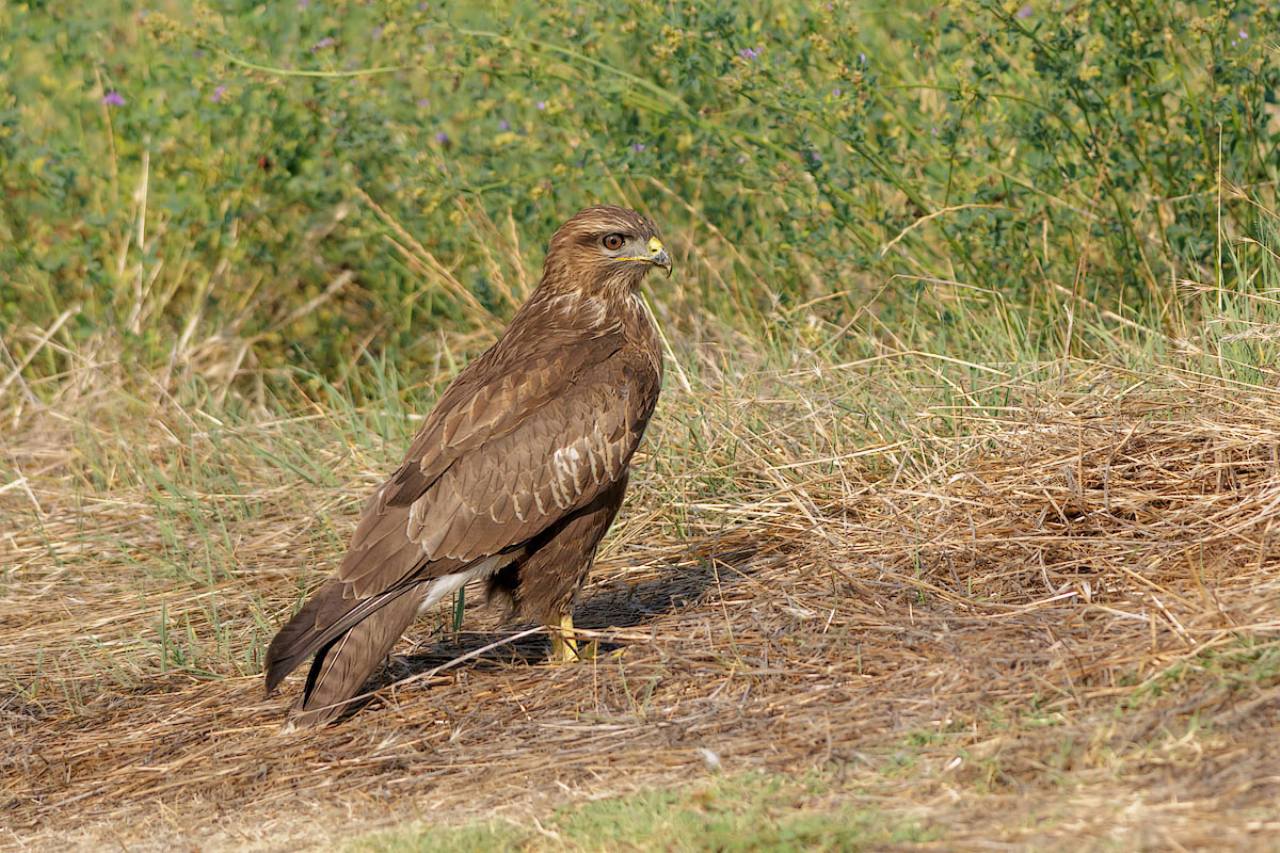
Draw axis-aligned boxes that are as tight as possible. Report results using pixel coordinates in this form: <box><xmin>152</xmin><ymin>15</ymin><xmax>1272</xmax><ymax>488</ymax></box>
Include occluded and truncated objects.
<box><xmin>618</xmin><ymin>236</ymin><xmax>667</xmax><ymax>263</ymax></box>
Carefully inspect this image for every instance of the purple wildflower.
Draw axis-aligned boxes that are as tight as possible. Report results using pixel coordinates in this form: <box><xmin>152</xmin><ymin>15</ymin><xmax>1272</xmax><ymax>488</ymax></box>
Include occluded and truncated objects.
<box><xmin>211</xmin><ymin>85</ymin><xmax>228</xmax><ymax>104</ymax></box>
<box><xmin>739</xmin><ymin>46</ymin><xmax>761</xmax><ymax>61</ymax></box>
<box><xmin>311</xmin><ymin>36</ymin><xmax>336</xmax><ymax>52</ymax></box>
<box><xmin>416</xmin><ymin>97</ymin><xmax>431</xmax><ymax>108</ymax></box>
<box><xmin>1238</xmin><ymin>29</ymin><xmax>1248</xmax><ymax>40</ymax></box>
<box><xmin>102</xmin><ymin>91</ymin><xmax>125</xmax><ymax>107</ymax></box>
<box><xmin>631</xmin><ymin>142</ymin><xmax>646</xmax><ymax>153</ymax></box>
<box><xmin>536</xmin><ymin>100</ymin><xmax>547</xmax><ymax>110</ymax></box>
<box><xmin>498</xmin><ymin>119</ymin><xmax>511</xmax><ymax>131</ymax></box>
<box><xmin>298</xmin><ymin>0</ymin><xmax>310</xmax><ymax>7</ymax></box>
<box><xmin>372</xmin><ymin>25</ymin><xmax>384</xmax><ymax>40</ymax></box>
<box><xmin>1016</xmin><ymin>4</ymin><xmax>1033</xmax><ymax>18</ymax></box>
<box><xmin>434</xmin><ymin>131</ymin><xmax>449</xmax><ymax>144</ymax></box>
<box><xmin>858</xmin><ymin>52</ymin><xmax>867</xmax><ymax>65</ymax></box>
<box><xmin>832</xmin><ymin>87</ymin><xmax>842</xmax><ymax>97</ymax></box>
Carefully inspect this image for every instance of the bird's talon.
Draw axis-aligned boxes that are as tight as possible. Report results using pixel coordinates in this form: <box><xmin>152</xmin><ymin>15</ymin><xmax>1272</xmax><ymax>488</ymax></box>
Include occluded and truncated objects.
<box><xmin>548</xmin><ymin>613</ymin><xmax>596</xmax><ymax>663</ymax></box>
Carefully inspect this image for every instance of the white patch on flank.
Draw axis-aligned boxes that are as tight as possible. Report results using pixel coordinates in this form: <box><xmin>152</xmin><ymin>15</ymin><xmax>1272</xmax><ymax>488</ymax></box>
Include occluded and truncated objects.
<box><xmin>416</xmin><ymin>554</ymin><xmax>506</xmax><ymax>614</ymax></box>
<box><xmin>552</xmin><ymin>445</ymin><xmax>583</xmax><ymax>504</ymax></box>
<box><xmin>586</xmin><ymin>436</ymin><xmax>604</xmax><ymax>483</ymax></box>
<box><xmin>553</xmin><ymin>445</ymin><xmax>581</xmax><ymax>475</ymax></box>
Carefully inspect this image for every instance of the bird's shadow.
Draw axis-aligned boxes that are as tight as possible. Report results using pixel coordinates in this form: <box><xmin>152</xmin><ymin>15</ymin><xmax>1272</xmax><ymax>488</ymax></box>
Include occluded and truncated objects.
<box><xmin>362</xmin><ymin>542</ymin><xmax>762</xmax><ymax>702</ymax></box>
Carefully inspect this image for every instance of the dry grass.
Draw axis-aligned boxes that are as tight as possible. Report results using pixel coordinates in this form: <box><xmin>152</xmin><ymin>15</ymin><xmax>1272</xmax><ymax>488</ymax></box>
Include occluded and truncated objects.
<box><xmin>4</xmin><ymin>354</ymin><xmax>1280</xmax><ymax>850</ymax></box>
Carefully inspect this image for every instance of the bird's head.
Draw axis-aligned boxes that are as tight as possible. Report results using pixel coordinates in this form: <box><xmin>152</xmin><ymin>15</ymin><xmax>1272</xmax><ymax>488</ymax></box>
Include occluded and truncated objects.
<box><xmin>541</xmin><ymin>205</ymin><xmax>672</xmax><ymax>296</ymax></box>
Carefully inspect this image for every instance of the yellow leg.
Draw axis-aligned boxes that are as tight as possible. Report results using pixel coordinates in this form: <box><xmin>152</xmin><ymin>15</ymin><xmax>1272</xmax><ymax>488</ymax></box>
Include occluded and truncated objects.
<box><xmin>548</xmin><ymin>613</ymin><xmax>597</xmax><ymax>663</ymax></box>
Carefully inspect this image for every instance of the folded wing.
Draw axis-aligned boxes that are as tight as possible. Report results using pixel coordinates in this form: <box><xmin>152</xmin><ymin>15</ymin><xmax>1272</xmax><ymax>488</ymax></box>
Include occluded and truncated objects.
<box><xmin>264</xmin><ymin>331</ymin><xmax>659</xmax><ymax>705</ymax></box>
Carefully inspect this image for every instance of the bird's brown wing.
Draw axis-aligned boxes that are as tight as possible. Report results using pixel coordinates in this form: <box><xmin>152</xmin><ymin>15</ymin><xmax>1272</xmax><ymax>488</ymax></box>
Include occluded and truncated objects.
<box><xmin>340</xmin><ymin>343</ymin><xmax>660</xmax><ymax>595</ymax></box>
<box><xmin>264</xmin><ymin>330</ymin><xmax>659</xmax><ymax>698</ymax></box>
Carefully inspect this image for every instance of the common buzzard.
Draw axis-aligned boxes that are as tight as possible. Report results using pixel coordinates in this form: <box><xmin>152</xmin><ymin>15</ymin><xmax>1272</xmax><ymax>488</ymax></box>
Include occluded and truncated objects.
<box><xmin>264</xmin><ymin>206</ymin><xmax>670</xmax><ymax>726</ymax></box>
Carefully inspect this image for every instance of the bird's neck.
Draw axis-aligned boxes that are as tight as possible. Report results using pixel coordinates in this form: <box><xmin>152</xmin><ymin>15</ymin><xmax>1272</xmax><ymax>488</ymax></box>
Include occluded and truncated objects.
<box><xmin>524</xmin><ymin>272</ymin><xmax>641</xmax><ymax>321</ymax></box>
<box><xmin>537</xmin><ymin>258</ymin><xmax>643</xmax><ymax>301</ymax></box>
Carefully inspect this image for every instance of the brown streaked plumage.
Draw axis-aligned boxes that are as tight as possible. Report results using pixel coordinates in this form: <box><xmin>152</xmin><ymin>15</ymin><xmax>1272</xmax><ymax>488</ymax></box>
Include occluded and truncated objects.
<box><xmin>264</xmin><ymin>206</ymin><xmax>670</xmax><ymax>726</ymax></box>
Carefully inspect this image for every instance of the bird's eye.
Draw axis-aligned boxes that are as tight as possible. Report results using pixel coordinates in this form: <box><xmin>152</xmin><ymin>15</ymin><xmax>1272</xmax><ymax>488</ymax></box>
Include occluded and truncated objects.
<box><xmin>602</xmin><ymin>233</ymin><xmax>626</xmax><ymax>251</ymax></box>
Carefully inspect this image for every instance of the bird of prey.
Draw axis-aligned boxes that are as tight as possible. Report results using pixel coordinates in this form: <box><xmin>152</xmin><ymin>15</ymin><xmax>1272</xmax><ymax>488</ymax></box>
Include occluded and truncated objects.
<box><xmin>264</xmin><ymin>205</ymin><xmax>670</xmax><ymax>726</ymax></box>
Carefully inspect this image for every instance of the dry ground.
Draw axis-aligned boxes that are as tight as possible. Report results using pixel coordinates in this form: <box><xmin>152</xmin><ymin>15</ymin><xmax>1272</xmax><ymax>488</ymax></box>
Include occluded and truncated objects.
<box><xmin>4</xmin><ymin>365</ymin><xmax>1280</xmax><ymax>850</ymax></box>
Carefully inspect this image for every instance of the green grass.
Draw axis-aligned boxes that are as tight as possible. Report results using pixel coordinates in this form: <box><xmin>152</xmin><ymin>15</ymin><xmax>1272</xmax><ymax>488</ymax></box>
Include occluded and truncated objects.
<box><xmin>350</xmin><ymin>772</ymin><xmax>934</xmax><ymax>852</ymax></box>
<box><xmin>3</xmin><ymin>1</ymin><xmax>1278</xmax><ymax>391</ymax></box>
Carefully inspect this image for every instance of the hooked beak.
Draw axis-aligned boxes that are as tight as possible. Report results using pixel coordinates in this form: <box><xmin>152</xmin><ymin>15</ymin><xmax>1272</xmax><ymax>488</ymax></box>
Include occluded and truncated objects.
<box><xmin>647</xmin><ymin>236</ymin><xmax>672</xmax><ymax>278</ymax></box>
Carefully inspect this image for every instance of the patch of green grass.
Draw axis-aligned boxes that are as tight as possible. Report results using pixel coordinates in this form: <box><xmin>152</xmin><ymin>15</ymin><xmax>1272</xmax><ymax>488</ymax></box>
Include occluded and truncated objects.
<box><xmin>350</xmin><ymin>772</ymin><xmax>935</xmax><ymax>852</ymax></box>
<box><xmin>3</xmin><ymin>1</ymin><xmax>1278</xmax><ymax>392</ymax></box>
<box><xmin>1127</xmin><ymin>636</ymin><xmax>1280</xmax><ymax>709</ymax></box>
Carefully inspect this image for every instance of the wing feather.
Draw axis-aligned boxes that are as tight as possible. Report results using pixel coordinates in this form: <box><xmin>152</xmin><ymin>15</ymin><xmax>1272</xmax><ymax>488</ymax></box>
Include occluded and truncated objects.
<box><xmin>334</xmin><ymin>331</ymin><xmax>653</xmax><ymax>596</ymax></box>
<box><xmin>415</xmin><ymin>359</ymin><xmax>657</xmax><ymax>563</ymax></box>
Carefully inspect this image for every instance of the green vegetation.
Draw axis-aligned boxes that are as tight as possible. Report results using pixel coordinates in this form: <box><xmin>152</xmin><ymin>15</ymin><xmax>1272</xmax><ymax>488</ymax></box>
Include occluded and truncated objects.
<box><xmin>3</xmin><ymin>0</ymin><xmax>1277</xmax><ymax>389</ymax></box>
<box><xmin>351</xmin><ymin>772</ymin><xmax>932</xmax><ymax>852</ymax></box>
